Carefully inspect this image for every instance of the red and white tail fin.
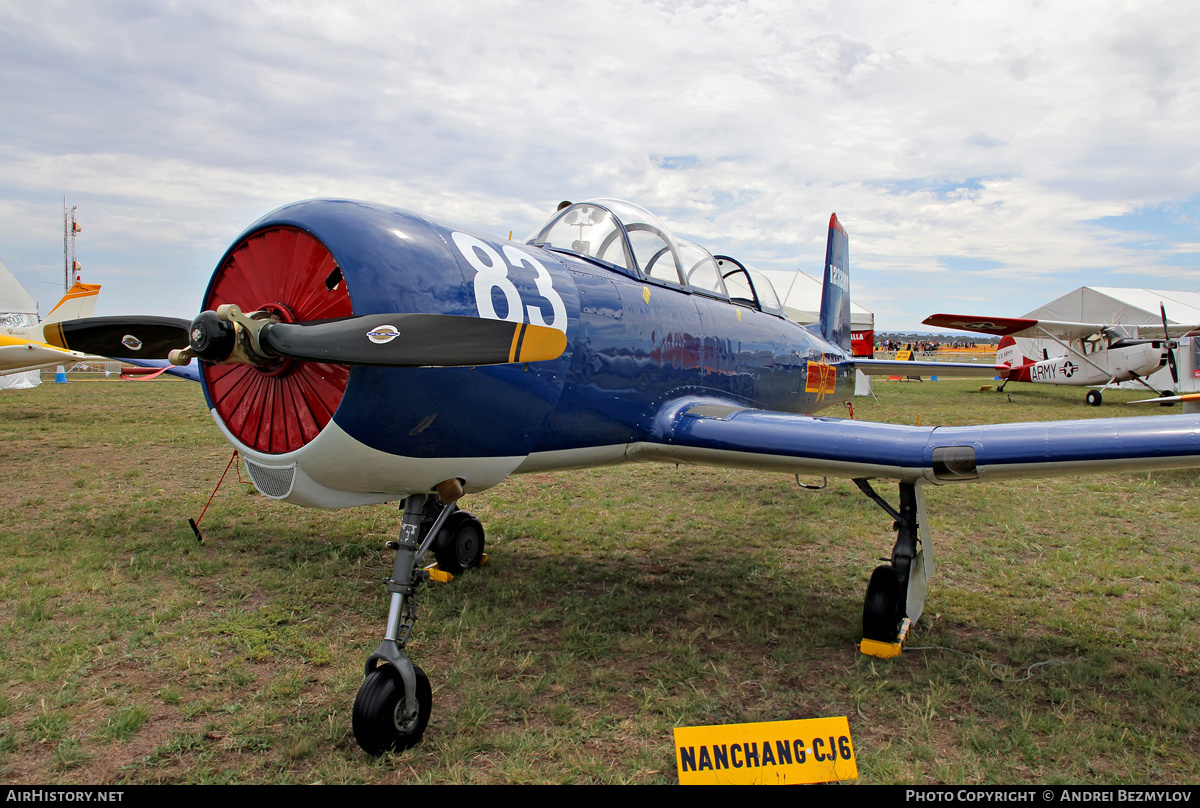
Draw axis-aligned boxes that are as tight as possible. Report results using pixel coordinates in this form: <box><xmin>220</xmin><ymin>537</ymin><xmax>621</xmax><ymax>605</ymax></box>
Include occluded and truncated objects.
<box><xmin>995</xmin><ymin>335</ymin><xmax>1025</xmax><ymax>369</ymax></box>
<box><xmin>42</xmin><ymin>282</ymin><xmax>102</xmax><ymax>325</ymax></box>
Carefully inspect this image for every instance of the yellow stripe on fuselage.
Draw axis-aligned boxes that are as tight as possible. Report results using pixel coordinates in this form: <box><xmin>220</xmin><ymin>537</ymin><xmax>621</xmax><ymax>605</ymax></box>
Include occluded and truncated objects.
<box><xmin>0</xmin><ymin>334</ymin><xmax>56</xmax><ymax>350</ymax></box>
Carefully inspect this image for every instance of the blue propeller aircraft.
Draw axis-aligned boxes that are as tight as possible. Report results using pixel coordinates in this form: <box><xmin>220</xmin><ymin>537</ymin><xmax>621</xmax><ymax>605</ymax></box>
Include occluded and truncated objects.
<box><xmin>49</xmin><ymin>197</ymin><xmax>1200</xmax><ymax>755</ymax></box>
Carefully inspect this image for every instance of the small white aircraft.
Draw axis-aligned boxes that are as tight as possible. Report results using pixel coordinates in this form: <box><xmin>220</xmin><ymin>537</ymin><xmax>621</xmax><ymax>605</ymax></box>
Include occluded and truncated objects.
<box><xmin>922</xmin><ymin>309</ymin><xmax>1197</xmax><ymax>405</ymax></box>
<box><xmin>2</xmin><ymin>281</ymin><xmax>196</xmax><ymax>381</ymax></box>
<box><xmin>0</xmin><ymin>281</ymin><xmax>104</xmax><ymax>376</ymax></box>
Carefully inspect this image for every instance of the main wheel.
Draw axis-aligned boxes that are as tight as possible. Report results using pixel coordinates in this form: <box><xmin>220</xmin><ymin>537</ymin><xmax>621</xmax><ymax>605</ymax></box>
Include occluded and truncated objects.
<box><xmin>352</xmin><ymin>663</ymin><xmax>432</xmax><ymax>755</ymax></box>
<box><xmin>1085</xmin><ymin>389</ymin><xmax>1102</xmax><ymax>406</ymax></box>
<box><xmin>433</xmin><ymin>511</ymin><xmax>485</xmax><ymax>575</ymax></box>
<box><xmin>862</xmin><ymin>565</ymin><xmax>904</xmax><ymax>642</ymax></box>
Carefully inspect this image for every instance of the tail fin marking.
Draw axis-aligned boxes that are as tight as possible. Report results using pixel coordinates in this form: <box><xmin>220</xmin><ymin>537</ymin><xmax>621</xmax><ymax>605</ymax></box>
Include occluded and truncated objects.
<box><xmin>817</xmin><ymin>213</ymin><xmax>852</xmax><ymax>351</ymax></box>
<box><xmin>43</xmin><ymin>282</ymin><xmax>102</xmax><ymax>324</ymax></box>
<box><xmin>996</xmin><ymin>335</ymin><xmax>1025</xmax><ymax>368</ymax></box>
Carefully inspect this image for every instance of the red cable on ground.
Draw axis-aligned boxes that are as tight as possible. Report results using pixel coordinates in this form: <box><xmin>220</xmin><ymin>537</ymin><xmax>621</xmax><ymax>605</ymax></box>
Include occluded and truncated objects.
<box><xmin>188</xmin><ymin>450</ymin><xmax>240</xmax><ymax>542</ymax></box>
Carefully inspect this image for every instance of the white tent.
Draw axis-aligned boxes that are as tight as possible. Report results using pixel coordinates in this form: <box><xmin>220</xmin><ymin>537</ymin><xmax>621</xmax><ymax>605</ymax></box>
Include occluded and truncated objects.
<box><xmin>778</xmin><ymin>268</ymin><xmax>875</xmax><ymax>331</ymax></box>
<box><xmin>1020</xmin><ymin>286</ymin><xmax>1200</xmax><ymax>392</ymax></box>
<box><xmin>0</xmin><ymin>258</ymin><xmax>42</xmax><ymax>389</ymax></box>
<box><xmin>1025</xmin><ymin>286</ymin><xmax>1200</xmax><ymax>328</ymax></box>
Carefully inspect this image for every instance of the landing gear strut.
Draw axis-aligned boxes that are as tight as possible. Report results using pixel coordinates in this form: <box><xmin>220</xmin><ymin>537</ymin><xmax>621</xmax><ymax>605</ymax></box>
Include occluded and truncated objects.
<box><xmin>853</xmin><ymin>480</ymin><xmax>932</xmax><ymax>653</ymax></box>
<box><xmin>352</xmin><ymin>490</ymin><xmax>486</xmax><ymax>754</ymax></box>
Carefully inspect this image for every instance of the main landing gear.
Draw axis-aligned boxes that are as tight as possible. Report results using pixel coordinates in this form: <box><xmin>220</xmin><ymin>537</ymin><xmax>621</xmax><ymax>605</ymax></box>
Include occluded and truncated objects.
<box><xmin>853</xmin><ymin>479</ymin><xmax>932</xmax><ymax>658</ymax></box>
<box><xmin>352</xmin><ymin>485</ymin><xmax>486</xmax><ymax>755</ymax></box>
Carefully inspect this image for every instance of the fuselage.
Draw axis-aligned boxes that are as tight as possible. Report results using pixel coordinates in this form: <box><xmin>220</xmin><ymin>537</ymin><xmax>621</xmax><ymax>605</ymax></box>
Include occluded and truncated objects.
<box><xmin>199</xmin><ymin>200</ymin><xmax>853</xmax><ymax>507</ymax></box>
<box><xmin>1002</xmin><ymin>342</ymin><xmax>1164</xmax><ymax>386</ymax></box>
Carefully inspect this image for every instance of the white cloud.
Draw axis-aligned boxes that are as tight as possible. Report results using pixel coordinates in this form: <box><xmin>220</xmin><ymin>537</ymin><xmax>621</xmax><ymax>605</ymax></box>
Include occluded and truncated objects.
<box><xmin>0</xmin><ymin>0</ymin><xmax>1198</xmax><ymax>328</ymax></box>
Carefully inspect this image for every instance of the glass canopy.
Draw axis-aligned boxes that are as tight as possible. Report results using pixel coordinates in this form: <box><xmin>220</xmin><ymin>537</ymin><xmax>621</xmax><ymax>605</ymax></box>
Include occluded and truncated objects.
<box><xmin>528</xmin><ymin>199</ymin><xmax>783</xmax><ymax>312</ymax></box>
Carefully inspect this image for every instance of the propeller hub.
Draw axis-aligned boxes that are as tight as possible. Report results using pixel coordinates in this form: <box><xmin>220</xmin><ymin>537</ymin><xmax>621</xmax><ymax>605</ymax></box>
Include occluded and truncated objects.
<box><xmin>189</xmin><ymin>310</ymin><xmax>237</xmax><ymax>362</ymax></box>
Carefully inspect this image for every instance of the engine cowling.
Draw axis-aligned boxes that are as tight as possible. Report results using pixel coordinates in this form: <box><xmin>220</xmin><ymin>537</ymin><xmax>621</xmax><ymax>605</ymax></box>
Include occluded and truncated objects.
<box><xmin>199</xmin><ymin>200</ymin><xmax>574</xmax><ymax>507</ymax></box>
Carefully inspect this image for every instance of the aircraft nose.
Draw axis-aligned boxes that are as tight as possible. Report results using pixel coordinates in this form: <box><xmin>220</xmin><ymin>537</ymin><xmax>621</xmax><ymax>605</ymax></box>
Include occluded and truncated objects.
<box><xmin>201</xmin><ymin>225</ymin><xmax>353</xmax><ymax>455</ymax></box>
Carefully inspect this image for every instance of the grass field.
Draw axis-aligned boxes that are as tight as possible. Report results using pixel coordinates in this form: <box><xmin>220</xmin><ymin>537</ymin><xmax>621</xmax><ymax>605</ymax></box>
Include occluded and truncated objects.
<box><xmin>0</xmin><ymin>378</ymin><xmax>1197</xmax><ymax>784</ymax></box>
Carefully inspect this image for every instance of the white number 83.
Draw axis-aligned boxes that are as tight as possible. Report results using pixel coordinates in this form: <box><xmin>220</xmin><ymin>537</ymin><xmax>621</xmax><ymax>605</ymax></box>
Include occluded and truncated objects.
<box><xmin>451</xmin><ymin>232</ymin><xmax>567</xmax><ymax>333</ymax></box>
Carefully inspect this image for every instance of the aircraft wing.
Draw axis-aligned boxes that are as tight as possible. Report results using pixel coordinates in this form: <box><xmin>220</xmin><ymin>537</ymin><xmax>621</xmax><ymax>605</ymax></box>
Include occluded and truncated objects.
<box><xmin>852</xmin><ymin>358</ymin><xmax>1001</xmax><ymax>378</ymax></box>
<box><xmin>922</xmin><ymin>313</ymin><xmax>1105</xmax><ymax>340</ymax></box>
<box><xmin>0</xmin><ymin>342</ymin><xmax>89</xmax><ymax>377</ymax></box>
<box><xmin>633</xmin><ymin>398</ymin><xmax>1200</xmax><ymax>483</ymax></box>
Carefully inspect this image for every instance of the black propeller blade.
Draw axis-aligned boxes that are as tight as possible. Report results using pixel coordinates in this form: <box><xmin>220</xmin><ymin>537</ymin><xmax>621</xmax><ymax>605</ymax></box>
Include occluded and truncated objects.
<box><xmin>184</xmin><ymin>309</ymin><xmax>567</xmax><ymax>368</ymax></box>
<box><xmin>42</xmin><ymin>316</ymin><xmax>192</xmax><ymax>359</ymax></box>
<box><xmin>1161</xmin><ymin>303</ymin><xmax>1179</xmax><ymax>385</ymax></box>
<box><xmin>258</xmin><ymin>313</ymin><xmax>566</xmax><ymax>367</ymax></box>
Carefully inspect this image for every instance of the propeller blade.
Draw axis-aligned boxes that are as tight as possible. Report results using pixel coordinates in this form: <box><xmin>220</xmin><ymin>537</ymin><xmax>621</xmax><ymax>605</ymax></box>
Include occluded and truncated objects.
<box><xmin>41</xmin><ymin>316</ymin><xmax>191</xmax><ymax>359</ymax></box>
<box><xmin>1161</xmin><ymin>303</ymin><xmax>1180</xmax><ymax>385</ymax></box>
<box><xmin>1129</xmin><ymin>392</ymin><xmax>1200</xmax><ymax>404</ymax></box>
<box><xmin>259</xmin><ymin>313</ymin><xmax>567</xmax><ymax>367</ymax></box>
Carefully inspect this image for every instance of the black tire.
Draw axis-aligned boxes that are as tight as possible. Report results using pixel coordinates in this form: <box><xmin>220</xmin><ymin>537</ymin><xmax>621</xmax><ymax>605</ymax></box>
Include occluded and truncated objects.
<box><xmin>433</xmin><ymin>511</ymin><xmax>485</xmax><ymax>575</ymax></box>
<box><xmin>1085</xmin><ymin>389</ymin><xmax>1102</xmax><ymax>407</ymax></box>
<box><xmin>862</xmin><ymin>565</ymin><xmax>904</xmax><ymax>642</ymax></box>
<box><xmin>352</xmin><ymin>663</ymin><xmax>432</xmax><ymax>755</ymax></box>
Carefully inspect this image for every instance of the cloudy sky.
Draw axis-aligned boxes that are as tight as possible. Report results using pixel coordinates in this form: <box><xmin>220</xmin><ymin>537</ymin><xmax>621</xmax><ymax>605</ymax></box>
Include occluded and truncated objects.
<box><xmin>2</xmin><ymin>0</ymin><xmax>1198</xmax><ymax>331</ymax></box>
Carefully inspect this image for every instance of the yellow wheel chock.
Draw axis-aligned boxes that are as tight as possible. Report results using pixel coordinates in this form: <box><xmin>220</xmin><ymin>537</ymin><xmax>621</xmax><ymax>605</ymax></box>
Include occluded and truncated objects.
<box><xmin>858</xmin><ymin>618</ymin><xmax>911</xmax><ymax>659</ymax></box>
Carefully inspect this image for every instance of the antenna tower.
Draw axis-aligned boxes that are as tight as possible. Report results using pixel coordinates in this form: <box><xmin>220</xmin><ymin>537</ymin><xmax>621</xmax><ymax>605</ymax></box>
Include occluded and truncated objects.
<box><xmin>63</xmin><ymin>199</ymin><xmax>81</xmax><ymax>292</ymax></box>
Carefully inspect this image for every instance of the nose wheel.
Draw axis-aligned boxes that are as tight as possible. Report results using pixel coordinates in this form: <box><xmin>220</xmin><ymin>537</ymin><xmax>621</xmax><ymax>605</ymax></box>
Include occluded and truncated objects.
<box><xmin>353</xmin><ymin>662</ymin><xmax>432</xmax><ymax>754</ymax></box>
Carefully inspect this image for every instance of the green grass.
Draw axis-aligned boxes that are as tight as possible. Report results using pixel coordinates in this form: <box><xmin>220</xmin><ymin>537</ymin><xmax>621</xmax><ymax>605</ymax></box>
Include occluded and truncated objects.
<box><xmin>0</xmin><ymin>379</ymin><xmax>1197</xmax><ymax>783</ymax></box>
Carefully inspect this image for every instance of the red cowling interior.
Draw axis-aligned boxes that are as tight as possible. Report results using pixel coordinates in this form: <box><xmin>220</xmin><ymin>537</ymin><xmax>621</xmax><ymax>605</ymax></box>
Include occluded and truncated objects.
<box><xmin>203</xmin><ymin>227</ymin><xmax>352</xmax><ymax>455</ymax></box>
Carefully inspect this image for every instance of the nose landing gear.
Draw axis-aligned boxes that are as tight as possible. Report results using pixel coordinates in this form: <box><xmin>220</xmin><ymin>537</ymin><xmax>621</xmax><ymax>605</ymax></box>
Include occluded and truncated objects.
<box><xmin>351</xmin><ymin>489</ymin><xmax>486</xmax><ymax>754</ymax></box>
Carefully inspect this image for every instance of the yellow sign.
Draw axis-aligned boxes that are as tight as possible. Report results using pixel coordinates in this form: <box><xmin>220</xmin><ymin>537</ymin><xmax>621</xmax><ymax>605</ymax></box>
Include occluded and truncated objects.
<box><xmin>674</xmin><ymin>716</ymin><xmax>857</xmax><ymax>785</ymax></box>
<box><xmin>895</xmin><ymin>350</ymin><xmax>913</xmax><ymax>361</ymax></box>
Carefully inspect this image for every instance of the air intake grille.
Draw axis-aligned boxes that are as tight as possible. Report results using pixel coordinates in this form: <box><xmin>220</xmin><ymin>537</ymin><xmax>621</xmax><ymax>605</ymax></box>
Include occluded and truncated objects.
<box><xmin>245</xmin><ymin>460</ymin><xmax>297</xmax><ymax>499</ymax></box>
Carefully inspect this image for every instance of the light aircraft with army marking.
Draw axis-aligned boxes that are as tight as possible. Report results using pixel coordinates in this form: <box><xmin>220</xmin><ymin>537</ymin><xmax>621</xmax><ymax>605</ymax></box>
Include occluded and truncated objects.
<box><xmin>50</xmin><ymin>198</ymin><xmax>1200</xmax><ymax>755</ymax></box>
<box><xmin>922</xmin><ymin>311</ymin><xmax>1198</xmax><ymax>406</ymax></box>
